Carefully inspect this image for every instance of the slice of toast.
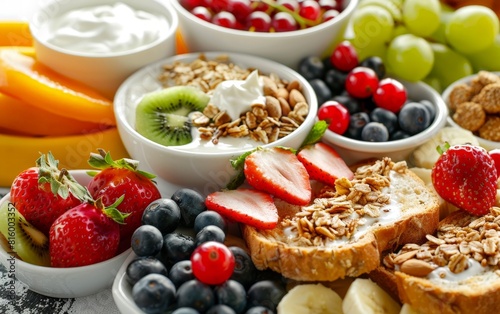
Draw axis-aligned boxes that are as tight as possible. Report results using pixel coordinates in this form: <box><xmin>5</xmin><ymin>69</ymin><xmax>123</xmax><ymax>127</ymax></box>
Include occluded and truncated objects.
<box><xmin>370</xmin><ymin>208</ymin><xmax>500</xmax><ymax>314</ymax></box>
<box><xmin>242</xmin><ymin>157</ymin><xmax>440</xmax><ymax>282</ymax></box>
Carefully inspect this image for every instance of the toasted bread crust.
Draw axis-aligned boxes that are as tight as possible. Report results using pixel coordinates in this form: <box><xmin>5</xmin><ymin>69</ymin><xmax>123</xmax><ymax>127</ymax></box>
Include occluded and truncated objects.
<box><xmin>371</xmin><ymin>209</ymin><xmax>500</xmax><ymax>314</ymax></box>
<box><xmin>243</xmin><ymin>159</ymin><xmax>440</xmax><ymax>282</ymax></box>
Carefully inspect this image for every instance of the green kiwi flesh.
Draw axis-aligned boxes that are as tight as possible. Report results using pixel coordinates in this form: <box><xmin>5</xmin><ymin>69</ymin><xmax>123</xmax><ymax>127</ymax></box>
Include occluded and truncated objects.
<box><xmin>135</xmin><ymin>85</ymin><xmax>210</xmax><ymax>146</ymax></box>
<box><xmin>0</xmin><ymin>201</ymin><xmax>51</xmax><ymax>266</ymax></box>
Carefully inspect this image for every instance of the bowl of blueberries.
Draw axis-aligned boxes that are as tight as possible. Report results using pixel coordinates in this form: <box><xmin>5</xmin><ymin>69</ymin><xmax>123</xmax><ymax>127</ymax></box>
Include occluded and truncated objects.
<box><xmin>296</xmin><ymin>41</ymin><xmax>449</xmax><ymax>165</ymax></box>
<box><xmin>113</xmin><ymin>188</ymin><xmax>288</xmax><ymax>314</ymax></box>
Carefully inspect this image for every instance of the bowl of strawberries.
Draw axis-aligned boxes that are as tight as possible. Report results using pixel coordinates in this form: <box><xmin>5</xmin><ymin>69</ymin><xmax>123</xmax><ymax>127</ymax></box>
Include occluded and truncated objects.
<box><xmin>0</xmin><ymin>151</ymin><xmax>162</xmax><ymax>298</ymax></box>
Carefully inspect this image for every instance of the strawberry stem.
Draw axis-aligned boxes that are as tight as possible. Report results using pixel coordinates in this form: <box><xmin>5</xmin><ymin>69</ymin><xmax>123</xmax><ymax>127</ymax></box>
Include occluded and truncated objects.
<box><xmin>87</xmin><ymin>149</ymin><xmax>156</xmax><ymax>180</ymax></box>
<box><xmin>96</xmin><ymin>195</ymin><xmax>130</xmax><ymax>225</ymax></box>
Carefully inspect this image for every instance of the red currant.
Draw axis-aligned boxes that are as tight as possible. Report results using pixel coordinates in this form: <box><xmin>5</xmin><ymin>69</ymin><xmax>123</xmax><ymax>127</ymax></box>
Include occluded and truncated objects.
<box><xmin>330</xmin><ymin>41</ymin><xmax>359</xmax><ymax>72</ymax></box>
<box><xmin>299</xmin><ymin>0</ymin><xmax>322</xmax><ymax>21</ymax></box>
<box><xmin>180</xmin><ymin>0</ymin><xmax>206</xmax><ymax>11</ymax></box>
<box><xmin>323</xmin><ymin>9</ymin><xmax>340</xmax><ymax>22</ymax></box>
<box><xmin>212</xmin><ymin>11</ymin><xmax>237</xmax><ymax>28</ymax></box>
<box><xmin>272</xmin><ymin>12</ymin><xmax>298</xmax><ymax>32</ymax></box>
<box><xmin>373</xmin><ymin>78</ymin><xmax>407</xmax><ymax>113</ymax></box>
<box><xmin>228</xmin><ymin>0</ymin><xmax>252</xmax><ymax>23</ymax></box>
<box><xmin>191</xmin><ymin>6</ymin><xmax>212</xmax><ymax>22</ymax></box>
<box><xmin>191</xmin><ymin>241</ymin><xmax>235</xmax><ymax>285</ymax></box>
<box><xmin>345</xmin><ymin>67</ymin><xmax>379</xmax><ymax>99</ymax></box>
<box><xmin>317</xmin><ymin>100</ymin><xmax>350</xmax><ymax>135</ymax></box>
<box><xmin>318</xmin><ymin>0</ymin><xmax>340</xmax><ymax>11</ymax></box>
<box><xmin>489</xmin><ymin>149</ymin><xmax>500</xmax><ymax>178</ymax></box>
<box><xmin>247</xmin><ymin>11</ymin><xmax>272</xmax><ymax>32</ymax></box>
<box><xmin>278</xmin><ymin>0</ymin><xmax>300</xmax><ymax>12</ymax></box>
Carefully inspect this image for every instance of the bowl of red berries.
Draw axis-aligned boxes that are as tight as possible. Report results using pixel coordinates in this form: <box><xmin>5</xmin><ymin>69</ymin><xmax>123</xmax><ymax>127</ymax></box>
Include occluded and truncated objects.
<box><xmin>300</xmin><ymin>41</ymin><xmax>448</xmax><ymax>165</ymax></box>
<box><xmin>170</xmin><ymin>0</ymin><xmax>359</xmax><ymax>69</ymax></box>
<box><xmin>0</xmin><ymin>151</ymin><xmax>164</xmax><ymax>298</ymax></box>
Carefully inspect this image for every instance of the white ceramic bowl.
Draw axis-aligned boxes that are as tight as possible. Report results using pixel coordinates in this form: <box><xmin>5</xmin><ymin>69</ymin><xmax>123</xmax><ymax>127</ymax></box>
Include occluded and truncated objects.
<box><xmin>170</xmin><ymin>0</ymin><xmax>358</xmax><ymax>69</ymax></box>
<box><xmin>114</xmin><ymin>51</ymin><xmax>318</xmax><ymax>195</ymax></box>
<box><xmin>0</xmin><ymin>170</ymin><xmax>131</xmax><ymax>298</ymax></box>
<box><xmin>322</xmin><ymin>80</ymin><xmax>448</xmax><ymax>165</ymax></box>
<box><xmin>29</xmin><ymin>0</ymin><xmax>178</xmax><ymax>99</ymax></box>
<box><xmin>442</xmin><ymin>72</ymin><xmax>500</xmax><ymax>151</ymax></box>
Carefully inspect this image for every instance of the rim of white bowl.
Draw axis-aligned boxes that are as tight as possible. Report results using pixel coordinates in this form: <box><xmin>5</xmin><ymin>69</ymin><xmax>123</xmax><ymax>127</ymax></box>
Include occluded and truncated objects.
<box><xmin>442</xmin><ymin>72</ymin><xmax>500</xmax><ymax>148</ymax></box>
<box><xmin>170</xmin><ymin>0</ymin><xmax>359</xmax><ymax>38</ymax></box>
<box><xmin>29</xmin><ymin>0</ymin><xmax>179</xmax><ymax>58</ymax></box>
<box><xmin>114</xmin><ymin>51</ymin><xmax>319</xmax><ymax>157</ymax></box>
<box><xmin>322</xmin><ymin>80</ymin><xmax>449</xmax><ymax>153</ymax></box>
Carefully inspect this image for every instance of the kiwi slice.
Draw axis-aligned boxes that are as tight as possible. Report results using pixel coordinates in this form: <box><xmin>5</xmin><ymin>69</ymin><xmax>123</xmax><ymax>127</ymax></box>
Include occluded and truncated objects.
<box><xmin>135</xmin><ymin>86</ymin><xmax>210</xmax><ymax>146</ymax></box>
<box><xmin>0</xmin><ymin>201</ymin><xmax>50</xmax><ymax>267</ymax></box>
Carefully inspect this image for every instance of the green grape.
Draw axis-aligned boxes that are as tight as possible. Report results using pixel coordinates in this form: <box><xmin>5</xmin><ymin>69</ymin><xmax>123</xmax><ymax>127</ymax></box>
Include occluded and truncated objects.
<box><xmin>402</xmin><ymin>0</ymin><xmax>441</xmax><ymax>37</ymax></box>
<box><xmin>351</xmin><ymin>5</ymin><xmax>394</xmax><ymax>47</ymax></box>
<box><xmin>391</xmin><ymin>24</ymin><xmax>409</xmax><ymax>40</ymax></box>
<box><xmin>423</xmin><ymin>75</ymin><xmax>443</xmax><ymax>93</ymax></box>
<box><xmin>386</xmin><ymin>34</ymin><xmax>434</xmax><ymax>82</ymax></box>
<box><xmin>428</xmin><ymin>43</ymin><xmax>473</xmax><ymax>90</ymax></box>
<box><xmin>428</xmin><ymin>10</ymin><xmax>453</xmax><ymax>45</ymax></box>
<box><xmin>350</xmin><ymin>36</ymin><xmax>387</xmax><ymax>62</ymax></box>
<box><xmin>445</xmin><ymin>5</ymin><xmax>499</xmax><ymax>54</ymax></box>
<box><xmin>467</xmin><ymin>34</ymin><xmax>500</xmax><ymax>72</ymax></box>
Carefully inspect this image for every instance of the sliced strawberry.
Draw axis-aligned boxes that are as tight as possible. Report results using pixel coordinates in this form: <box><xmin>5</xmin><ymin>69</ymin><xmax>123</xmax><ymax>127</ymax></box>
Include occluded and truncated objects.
<box><xmin>431</xmin><ymin>144</ymin><xmax>498</xmax><ymax>216</ymax></box>
<box><xmin>244</xmin><ymin>147</ymin><xmax>311</xmax><ymax>205</ymax></box>
<box><xmin>297</xmin><ymin>142</ymin><xmax>354</xmax><ymax>186</ymax></box>
<box><xmin>205</xmin><ymin>189</ymin><xmax>279</xmax><ymax>229</ymax></box>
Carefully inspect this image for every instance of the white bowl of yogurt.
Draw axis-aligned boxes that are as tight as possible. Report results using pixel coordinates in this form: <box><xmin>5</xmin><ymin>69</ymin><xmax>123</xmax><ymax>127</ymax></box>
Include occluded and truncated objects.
<box><xmin>29</xmin><ymin>0</ymin><xmax>178</xmax><ymax>100</ymax></box>
<box><xmin>114</xmin><ymin>52</ymin><xmax>318</xmax><ymax>195</ymax></box>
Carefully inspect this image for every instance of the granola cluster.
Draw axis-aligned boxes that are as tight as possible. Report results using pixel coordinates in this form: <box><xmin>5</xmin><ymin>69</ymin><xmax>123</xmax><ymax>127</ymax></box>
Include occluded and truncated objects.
<box><xmin>449</xmin><ymin>71</ymin><xmax>500</xmax><ymax>141</ymax></box>
<box><xmin>158</xmin><ymin>53</ymin><xmax>309</xmax><ymax>145</ymax></box>
<box><xmin>384</xmin><ymin>207</ymin><xmax>500</xmax><ymax>278</ymax></box>
<box><xmin>281</xmin><ymin>158</ymin><xmax>407</xmax><ymax>247</ymax></box>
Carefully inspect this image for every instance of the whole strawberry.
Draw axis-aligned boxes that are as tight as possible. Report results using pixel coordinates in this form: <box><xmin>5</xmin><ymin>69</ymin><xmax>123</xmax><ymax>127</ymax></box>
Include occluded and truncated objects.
<box><xmin>86</xmin><ymin>149</ymin><xmax>161</xmax><ymax>250</ymax></box>
<box><xmin>431</xmin><ymin>143</ymin><xmax>498</xmax><ymax>216</ymax></box>
<box><xmin>50</xmin><ymin>197</ymin><xmax>127</xmax><ymax>267</ymax></box>
<box><xmin>10</xmin><ymin>153</ymin><xmax>84</xmax><ymax>235</ymax></box>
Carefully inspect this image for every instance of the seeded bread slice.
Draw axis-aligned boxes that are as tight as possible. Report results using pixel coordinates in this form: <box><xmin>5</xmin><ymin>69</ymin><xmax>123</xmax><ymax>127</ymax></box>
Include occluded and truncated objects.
<box><xmin>242</xmin><ymin>158</ymin><xmax>440</xmax><ymax>282</ymax></box>
<box><xmin>370</xmin><ymin>209</ymin><xmax>500</xmax><ymax>314</ymax></box>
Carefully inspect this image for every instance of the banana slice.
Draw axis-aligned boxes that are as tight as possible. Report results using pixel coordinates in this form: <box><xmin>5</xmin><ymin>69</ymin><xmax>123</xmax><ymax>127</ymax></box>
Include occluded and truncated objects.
<box><xmin>400</xmin><ymin>303</ymin><xmax>419</xmax><ymax>314</ymax></box>
<box><xmin>342</xmin><ymin>278</ymin><xmax>401</xmax><ymax>314</ymax></box>
<box><xmin>277</xmin><ymin>283</ymin><xmax>343</xmax><ymax>314</ymax></box>
<box><xmin>409</xmin><ymin>127</ymin><xmax>479</xmax><ymax>169</ymax></box>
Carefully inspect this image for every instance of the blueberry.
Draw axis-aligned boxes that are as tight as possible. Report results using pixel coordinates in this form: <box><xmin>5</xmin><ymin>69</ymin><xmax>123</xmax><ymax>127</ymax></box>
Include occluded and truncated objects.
<box><xmin>345</xmin><ymin>112</ymin><xmax>370</xmax><ymax>140</ymax></box>
<box><xmin>168</xmin><ymin>260</ymin><xmax>195</xmax><ymax>288</ymax></box>
<box><xmin>322</xmin><ymin>56</ymin><xmax>334</xmax><ymax>72</ymax></box>
<box><xmin>324</xmin><ymin>68</ymin><xmax>347</xmax><ymax>96</ymax></box>
<box><xmin>361</xmin><ymin>122</ymin><xmax>389</xmax><ymax>142</ymax></box>
<box><xmin>360</xmin><ymin>56</ymin><xmax>386</xmax><ymax>79</ymax></box>
<box><xmin>132</xmin><ymin>273</ymin><xmax>176</xmax><ymax>314</ymax></box>
<box><xmin>245</xmin><ymin>306</ymin><xmax>275</xmax><ymax>314</ymax></box>
<box><xmin>309</xmin><ymin>78</ymin><xmax>333</xmax><ymax>106</ymax></box>
<box><xmin>171</xmin><ymin>188</ymin><xmax>206</xmax><ymax>227</ymax></box>
<box><xmin>160</xmin><ymin>232</ymin><xmax>195</xmax><ymax>267</ymax></box>
<box><xmin>419</xmin><ymin>99</ymin><xmax>436</xmax><ymax>122</ymax></box>
<box><xmin>171</xmin><ymin>308</ymin><xmax>200</xmax><ymax>314</ymax></box>
<box><xmin>131</xmin><ymin>225</ymin><xmax>163</xmax><ymax>257</ymax></box>
<box><xmin>332</xmin><ymin>94</ymin><xmax>361</xmax><ymax>114</ymax></box>
<box><xmin>246</xmin><ymin>280</ymin><xmax>286</xmax><ymax>312</ymax></box>
<box><xmin>142</xmin><ymin>198</ymin><xmax>181</xmax><ymax>235</ymax></box>
<box><xmin>297</xmin><ymin>56</ymin><xmax>325</xmax><ymax>81</ymax></box>
<box><xmin>177</xmin><ymin>279</ymin><xmax>215</xmax><ymax>313</ymax></box>
<box><xmin>126</xmin><ymin>256</ymin><xmax>168</xmax><ymax>286</ymax></box>
<box><xmin>390</xmin><ymin>130</ymin><xmax>411</xmax><ymax>141</ymax></box>
<box><xmin>194</xmin><ymin>211</ymin><xmax>227</xmax><ymax>234</ymax></box>
<box><xmin>214</xmin><ymin>280</ymin><xmax>247</xmax><ymax>314</ymax></box>
<box><xmin>195</xmin><ymin>225</ymin><xmax>226</xmax><ymax>246</ymax></box>
<box><xmin>398</xmin><ymin>102</ymin><xmax>431</xmax><ymax>135</ymax></box>
<box><xmin>229</xmin><ymin>246</ymin><xmax>258</xmax><ymax>290</ymax></box>
<box><xmin>207</xmin><ymin>305</ymin><xmax>236</xmax><ymax>314</ymax></box>
<box><xmin>370</xmin><ymin>107</ymin><xmax>398</xmax><ymax>134</ymax></box>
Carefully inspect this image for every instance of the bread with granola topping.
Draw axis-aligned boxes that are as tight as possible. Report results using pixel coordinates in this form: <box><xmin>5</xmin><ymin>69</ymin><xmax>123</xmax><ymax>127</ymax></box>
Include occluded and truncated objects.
<box><xmin>242</xmin><ymin>157</ymin><xmax>440</xmax><ymax>282</ymax></box>
<box><xmin>369</xmin><ymin>208</ymin><xmax>500</xmax><ymax>314</ymax></box>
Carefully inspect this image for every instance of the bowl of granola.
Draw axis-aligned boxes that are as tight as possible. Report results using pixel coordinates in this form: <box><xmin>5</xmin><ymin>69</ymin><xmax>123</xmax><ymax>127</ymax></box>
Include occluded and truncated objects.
<box><xmin>114</xmin><ymin>52</ymin><xmax>318</xmax><ymax>195</ymax></box>
<box><xmin>442</xmin><ymin>71</ymin><xmax>500</xmax><ymax>151</ymax></box>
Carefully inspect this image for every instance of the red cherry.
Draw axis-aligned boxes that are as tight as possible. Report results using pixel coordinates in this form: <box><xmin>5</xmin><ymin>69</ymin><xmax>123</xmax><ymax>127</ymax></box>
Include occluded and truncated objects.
<box><xmin>489</xmin><ymin>149</ymin><xmax>500</xmax><ymax>178</ymax></box>
<box><xmin>345</xmin><ymin>67</ymin><xmax>379</xmax><ymax>99</ymax></box>
<box><xmin>373</xmin><ymin>78</ymin><xmax>408</xmax><ymax>113</ymax></box>
<box><xmin>191</xmin><ymin>241</ymin><xmax>235</xmax><ymax>285</ymax></box>
<box><xmin>330</xmin><ymin>41</ymin><xmax>359</xmax><ymax>72</ymax></box>
<box><xmin>317</xmin><ymin>100</ymin><xmax>350</xmax><ymax>135</ymax></box>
